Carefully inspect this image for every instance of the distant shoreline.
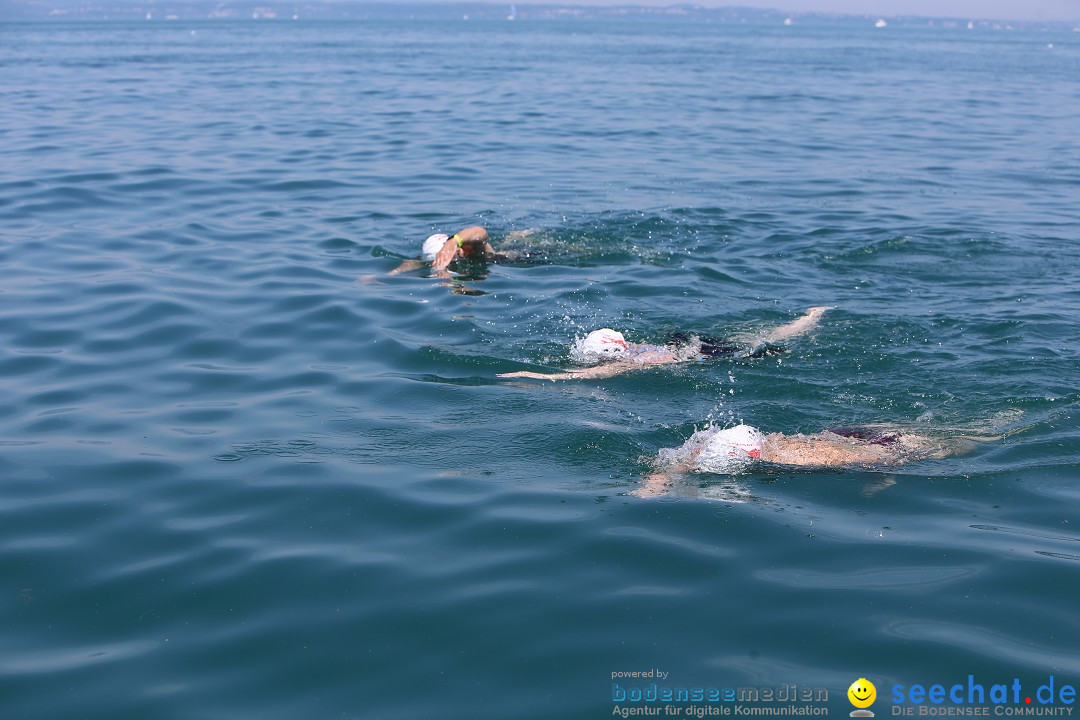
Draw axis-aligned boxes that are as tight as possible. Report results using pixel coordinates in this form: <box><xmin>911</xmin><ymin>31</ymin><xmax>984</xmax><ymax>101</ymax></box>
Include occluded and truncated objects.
<box><xmin>3</xmin><ymin>2</ymin><xmax>1077</xmax><ymax>28</ymax></box>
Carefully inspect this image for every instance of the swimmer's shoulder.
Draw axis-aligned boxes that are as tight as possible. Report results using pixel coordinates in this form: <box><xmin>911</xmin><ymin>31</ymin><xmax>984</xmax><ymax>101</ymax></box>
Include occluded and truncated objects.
<box><xmin>625</xmin><ymin>343</ymin><xmax>680</xmax><ymax>364</ymax></box>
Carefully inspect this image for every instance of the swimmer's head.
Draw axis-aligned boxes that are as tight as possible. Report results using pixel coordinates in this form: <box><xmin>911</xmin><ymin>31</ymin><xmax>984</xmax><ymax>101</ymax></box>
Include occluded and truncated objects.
<box><xmin>570</xmin><ymin>328</ymin><xmax>628</xmax><ymax>363</ymax></box>
<box><xmin>693</xmin><ymin>424</ymin><xmax>764</xmax><ymax>473</ymax></box>
<box><xmin>421</xmin><ymin>233</ymin><xmax>451</xmax><ymax>262</ymax></box>
<box><xmin>583</xmin><ymin>329</ymin><xmax>628</xmax><ymax>355</ymax></box>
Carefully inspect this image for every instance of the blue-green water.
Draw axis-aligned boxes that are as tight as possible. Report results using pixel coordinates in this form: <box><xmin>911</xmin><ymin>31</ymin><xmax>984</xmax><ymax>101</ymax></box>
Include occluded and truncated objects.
<box><xmin>1</xmin><ymin>17</ymin><xmax>1078</xmax><ymax>720</ymax></box>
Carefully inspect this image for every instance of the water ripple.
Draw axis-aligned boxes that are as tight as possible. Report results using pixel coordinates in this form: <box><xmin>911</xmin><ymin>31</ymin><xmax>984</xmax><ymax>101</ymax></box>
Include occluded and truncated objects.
<box><xmin>0</xmin><ymin>640</ymin><xmax>158</xmax><ymax>676</ymax></box>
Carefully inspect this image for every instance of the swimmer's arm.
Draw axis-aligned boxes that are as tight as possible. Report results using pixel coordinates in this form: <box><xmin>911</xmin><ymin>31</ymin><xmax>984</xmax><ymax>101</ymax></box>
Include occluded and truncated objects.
<box><xmin>631</xmin><ymin>472</ymin><xmax>680</xmax><ymax>498</ymax></box>
<box><xmin>455</xmin><ymin>226</ymin><xmax>494</xmax><ymax>253</ymax></box>
<box><xmin>497</xmin><ymin>362</ymin><xmax>637</xmax><ymax>381</ymax></box>
<box><xmin>388</xmin><ymin>259</ymin><xmax>426</xmax><ymax>275</ymax></box>
<box><xmin>429</xmin><ymin>226</ymin><xmax>495</xmax><ymax>273</ymax></box>
<box><xmin>754</xmin><ymin>306</ymin><xmax>833</xmax><ymax>345</ymax></box>
<box><xmin>632</xmin><ymin>455</ymin><xmax>700</xmax><ymax>497</ymax></box>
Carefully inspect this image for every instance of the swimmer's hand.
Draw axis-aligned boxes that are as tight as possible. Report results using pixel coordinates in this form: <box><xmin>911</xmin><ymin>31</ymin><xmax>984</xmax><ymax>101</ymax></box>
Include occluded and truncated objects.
<box><xmin>631</xmin><ymin>473</ymin><xmax>676</xmax><ymax>498</ymax></box>
<box><xmin>756</xmin><ymin>305</ymin><xmax>833</xmax><ymax>345</ymax></box>
<box><xmin>430</xmin><ymin>236</ymin><xmax>460</xmax><ymax>274</ymax></box>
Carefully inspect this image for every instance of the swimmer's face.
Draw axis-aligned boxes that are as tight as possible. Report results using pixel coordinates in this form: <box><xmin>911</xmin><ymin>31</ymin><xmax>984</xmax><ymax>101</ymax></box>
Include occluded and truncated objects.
<box><xmin>847</xmin><ymin>679</ymin><xmax>876</xmax><ymax>709</ymax></box>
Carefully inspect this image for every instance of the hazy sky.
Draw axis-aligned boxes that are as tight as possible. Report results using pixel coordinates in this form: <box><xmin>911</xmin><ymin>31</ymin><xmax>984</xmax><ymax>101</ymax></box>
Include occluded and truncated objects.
<box><xmin>494</xmin><ymin>1</ymin><xmax>1080</xmax><ymax>23</ymax></box>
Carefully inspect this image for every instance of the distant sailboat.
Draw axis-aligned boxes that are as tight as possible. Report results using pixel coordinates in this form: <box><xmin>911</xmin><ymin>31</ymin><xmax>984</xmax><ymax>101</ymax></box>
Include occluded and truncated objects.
<box><xmin>783</xmin><ymin>17</ymin><xmax>793</xmax><ymax>26</ymax></box>
<box><xmin>507</xmin><ymin>4</ymin><xmax>517</xmax><ymax>21</ymax></box>
<box><xmin>874</xmin><ymin>18</ymin><xmax>887</xmax><ymax>28</ymax></box>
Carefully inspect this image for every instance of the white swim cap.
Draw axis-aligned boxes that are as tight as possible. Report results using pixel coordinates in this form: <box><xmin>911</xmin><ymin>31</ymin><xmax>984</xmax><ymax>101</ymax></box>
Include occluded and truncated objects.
<box><xmin>581</xmin><ymin>328</ymin><xmax>628</xmax><ymax>355</ymax></box>
<box><xmin>693</xmin><ymin>424</ymin><xmax>764</xmax><ymax>473</ymax></box>
<box><xmin>421</xmin><ymin>233</ymin><xmax>451</xmax><ymax>262</ymax></box>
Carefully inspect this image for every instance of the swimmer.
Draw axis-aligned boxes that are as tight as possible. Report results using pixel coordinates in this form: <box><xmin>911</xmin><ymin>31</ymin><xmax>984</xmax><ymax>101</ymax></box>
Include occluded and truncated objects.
<box><xmin>634</xmin><ymin>421</ymin><xmax>1012</xmax><ymax>498</ymax></box>
<box><xmin>498</xmin><ymin>306</ymin><xmax>831</xmax><ymax>381</ymax></box>
<box><xmin>389</xmin><ymin>226</ymin><xmax>534</xmax><ymax>276</ymax></box>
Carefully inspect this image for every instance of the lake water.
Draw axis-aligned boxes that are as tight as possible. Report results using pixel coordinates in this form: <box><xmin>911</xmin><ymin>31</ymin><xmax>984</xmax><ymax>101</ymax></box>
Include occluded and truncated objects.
<box><xmin>1</xmin><ymin>16</ymin><xmax>1078</xmax><ymax>720</ymax></box>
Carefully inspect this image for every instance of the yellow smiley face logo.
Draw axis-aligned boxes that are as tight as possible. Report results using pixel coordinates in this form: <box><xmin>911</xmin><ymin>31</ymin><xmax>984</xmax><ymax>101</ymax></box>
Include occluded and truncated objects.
<box><xmin>848</xmin><ymin>678</ymin><xmax>877</xmax><ymax>709</ymax></box>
